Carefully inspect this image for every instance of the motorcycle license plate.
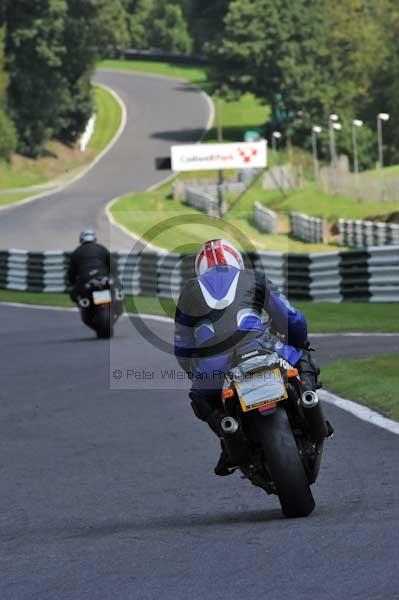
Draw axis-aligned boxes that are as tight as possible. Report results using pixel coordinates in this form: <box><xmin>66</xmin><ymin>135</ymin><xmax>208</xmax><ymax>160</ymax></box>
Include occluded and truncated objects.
<box><xmin>235</xmin><ymin>368</ymin><xmax>287</xmax><ymax>412</ymax></box>
<box><xmin>92</xmin><ymin>289</ymin><xmax>112</xmax><ymax>305</ymax></box>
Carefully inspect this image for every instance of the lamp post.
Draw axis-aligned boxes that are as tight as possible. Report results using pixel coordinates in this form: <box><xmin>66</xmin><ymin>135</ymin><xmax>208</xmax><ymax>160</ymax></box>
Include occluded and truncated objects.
<box><xmin>272</xmin><ymin>131</ymin><xmax>282</xmax><ymax>188</ymax></box>
<box><xmin>328</xmin><ymin>113</ymin><xmax>339</xmax><ymax>168</ymax></box>
<box><xmin>352</xmin><ymin>119</ymin><xmax>363</xmax><ymax>197</ymax></box>
<box><xmin>312</xmin><ymin>126</ymin><xmax>322</xmax><ymax>181</ymax></box>
<box><xmin>272</xmin><ymin>131</ymin><xmax>282</xmax><ymax>153</ymax></box>
<box><xmin>377</xmin><ymin>112</ymin><xmax>390</xmax><ymax>200</ymax></box>
<box><xmin>377</xmin><ymin>112</ymin><xmax>390</xmax><ymax>169</ymax></box>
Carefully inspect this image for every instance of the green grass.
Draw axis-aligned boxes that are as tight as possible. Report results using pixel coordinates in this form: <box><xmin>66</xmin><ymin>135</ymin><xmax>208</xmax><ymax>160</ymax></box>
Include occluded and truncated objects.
<box><xmin>89</xmin><ymin>85</ymin><xmax>122</xmax><ymax>153</ymax></box>
<box><xmin>0</xmin><ymin>84</ymin><xmax>122</xmax><ymax>194</ymax></box>
<box><xmin>0</xmin><ymin>191</ymin><xmax>36</xmax><ymax>207</ymax></box>
<box><xmin>296</xmin><ymin>302</ymin><xmax>399</xmax><ymax>333</ymax></box>
<box><xmin>0</xmin><ymin>290</ymin><xmax>177</xmax><ymax>316</ymax></box>
<box><xmin>248</xmin><ymin>181</ymin><xmax>399</xmax><ymax>223</ymax></box>
<box><xmin>205</xmin><ymin>94</ymin><xmax>269</xmax><ymax>143</ymax></box>
<box><xmin>1</xmin><ymin>291</ymin><xmax>398</xmax><ymax>333</ymax></box>
<box><xmin>323</xmin><ymin>354</ymin><xmax>399</xmax><ymax>420</ymax></box>
<box><xmin>110</xmin><ymin>178</ymin><xmax>340</xmax><ymax>253</ymax></box>
<box><xmin>0</xmin><ymin>290</ymin><xmax>75</xmax><ymax>307</ymax></box>
<box><xmin>99</xmin><ymin>59</ymin><xmax>209</xmax><ymax>88</ymax></box>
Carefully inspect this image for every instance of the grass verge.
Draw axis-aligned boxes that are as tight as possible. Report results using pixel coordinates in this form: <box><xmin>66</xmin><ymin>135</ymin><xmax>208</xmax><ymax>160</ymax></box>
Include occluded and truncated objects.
<box><xmin>252</xmin><ymin>182</ymin><xmax>399</xmax><ymax>223</ymax></box>
<box><xmin>0</xmin><ymin>191</ymin><xmax>36</xmax><ymax>208</ymax></box>
<box><xmin>0</xmin><ymin>85</ymin><xmax>121</xmax><ymax>204</ymax></box>
<box><xmin>1</xmin><ymin>291</ymin><xmax>398</xmax><ymax>333</ymax></box>
<box><xmin>323</xmin><ymin>354</ymin><xmax>399</xmax><ymax>420</ymax></box>
<box><xmin>110</xmin><ymin>179</ymin><xmax>340</xmax><ymax>253</ymax></box>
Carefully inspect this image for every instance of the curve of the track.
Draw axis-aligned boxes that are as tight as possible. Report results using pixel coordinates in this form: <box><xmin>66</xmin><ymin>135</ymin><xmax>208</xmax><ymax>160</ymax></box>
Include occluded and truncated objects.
<box><xmin>0</xmin><ymin>69</ymin><xmax>211</xmax><ymax>251</ymax></box>
<box><xmin>1</xmin><ymin>304</ymin><xmax>398</xmax><ymax>600</ymax></box>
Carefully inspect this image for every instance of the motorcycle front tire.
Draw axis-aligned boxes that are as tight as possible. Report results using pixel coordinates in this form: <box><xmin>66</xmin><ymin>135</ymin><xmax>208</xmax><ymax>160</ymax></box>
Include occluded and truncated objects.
<box><xmin>257</xmin><ymin>405</ymin><xmax>315</xmax><ymax>518</ymax></box>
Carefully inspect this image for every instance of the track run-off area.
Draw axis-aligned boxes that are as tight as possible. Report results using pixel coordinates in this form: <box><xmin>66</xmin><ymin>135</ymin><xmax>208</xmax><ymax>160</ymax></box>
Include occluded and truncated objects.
<box><xmin>0</xmin><ymin>69</ymin><xmax>398</xmax><ymax>599</ymax></box>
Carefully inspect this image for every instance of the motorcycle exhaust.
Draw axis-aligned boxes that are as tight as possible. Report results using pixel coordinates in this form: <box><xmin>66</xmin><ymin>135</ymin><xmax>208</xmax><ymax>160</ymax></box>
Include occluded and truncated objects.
<box><xmin>78</xmin><ymin>298</ymin><xmax>90</xmax><ymax>308</ymax></box>
<box><xmin>220</xmin><ymin>416</ymin><xmax>250</xmax><ymax>465</ymax></box>
<box><xmin>301</xmin><ymin>391</ymin><xmax>329</xmax><ymax>442</ymax></box>
<box><xmin>221</xmin><ymin>416</ymin><xmax>239</xmax><ymax>435</ymax></box>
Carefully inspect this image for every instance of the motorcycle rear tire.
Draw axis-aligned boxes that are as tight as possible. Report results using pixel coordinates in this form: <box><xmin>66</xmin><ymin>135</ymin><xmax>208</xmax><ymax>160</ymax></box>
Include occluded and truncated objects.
<box><xmin>257</xmin><ymin>406</ymin><xmax>315</xmax><ymax>518</ymax></box>
<box><xmin>95</xmin><ymin>306</ymin><xmax>113</xmax><ymax>339</ymax></box>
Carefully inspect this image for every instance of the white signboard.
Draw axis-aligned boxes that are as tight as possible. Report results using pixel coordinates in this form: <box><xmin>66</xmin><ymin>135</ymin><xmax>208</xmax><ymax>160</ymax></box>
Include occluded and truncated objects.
<box><xmin>171</xmin><ymin>141</ymin><xmax>267</xmax><ymax>172</ymax></box>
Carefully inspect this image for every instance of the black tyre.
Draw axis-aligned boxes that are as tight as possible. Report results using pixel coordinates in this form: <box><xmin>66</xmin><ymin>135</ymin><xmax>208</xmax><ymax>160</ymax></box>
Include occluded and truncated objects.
<box><xmin>95</xmin><ymin>307</ymin><xmax>113</xmax><ymax>339</ymax></box>
<box><xmin>257</xmin><ymin>406</ymin><xmax>315</xmax><ymax>518</ymax></box>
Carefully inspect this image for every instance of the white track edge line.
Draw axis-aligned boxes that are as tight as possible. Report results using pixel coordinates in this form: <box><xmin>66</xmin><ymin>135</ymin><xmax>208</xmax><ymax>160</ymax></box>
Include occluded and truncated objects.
<box><xmin>0</xmin><ymin>84</ymin><xmax>127</xmax><ymax>213</ymax></box>
<box><xmin>319</xmin><ymin>389</ymin><xmax>399</xmax><ymax>436</ymax></box>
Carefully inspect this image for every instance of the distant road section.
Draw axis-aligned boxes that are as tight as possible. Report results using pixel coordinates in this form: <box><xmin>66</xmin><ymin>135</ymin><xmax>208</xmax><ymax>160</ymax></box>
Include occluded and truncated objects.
<box><xmin>0</xmin><ymin>69</ymin><xmax>211</xmax><ymax>251</ymax></box>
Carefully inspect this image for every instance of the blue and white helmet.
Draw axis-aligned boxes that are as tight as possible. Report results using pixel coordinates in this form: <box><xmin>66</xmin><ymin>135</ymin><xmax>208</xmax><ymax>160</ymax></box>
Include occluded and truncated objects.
<box><xmin>79</xmin><ymin>229</ymin><xmax>97</xmax><ymax>244</ymax></box>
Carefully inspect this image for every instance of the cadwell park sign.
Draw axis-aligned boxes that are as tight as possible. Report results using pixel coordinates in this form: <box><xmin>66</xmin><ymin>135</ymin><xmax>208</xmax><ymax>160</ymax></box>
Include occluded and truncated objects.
<box><xmin>171</xmin><ymin>141</ymin><xmax>268</xmax><ymax>172</ymax></box>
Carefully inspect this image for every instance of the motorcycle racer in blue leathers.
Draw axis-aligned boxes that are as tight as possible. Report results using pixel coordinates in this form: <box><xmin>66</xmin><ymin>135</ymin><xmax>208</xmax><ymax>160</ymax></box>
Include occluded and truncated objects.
<box><xmin>174</xmin><ymin>239</ymin><xmax>329</xmax><ymax>476</ymax></box>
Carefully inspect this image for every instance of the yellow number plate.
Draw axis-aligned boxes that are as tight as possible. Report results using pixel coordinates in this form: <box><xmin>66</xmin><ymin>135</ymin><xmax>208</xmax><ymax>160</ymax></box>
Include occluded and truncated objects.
<box><xmin>235</xmin><ymin>368</ymin><xmax>288</xmax><ymax>412</ymax></box>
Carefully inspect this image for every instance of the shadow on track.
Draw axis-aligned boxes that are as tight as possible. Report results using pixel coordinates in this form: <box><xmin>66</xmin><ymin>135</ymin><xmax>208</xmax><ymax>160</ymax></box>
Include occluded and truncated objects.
<box><xmin>151</xmin><ymin>128</ymin><xmax>206</xmax><ymax>142</ymax></box>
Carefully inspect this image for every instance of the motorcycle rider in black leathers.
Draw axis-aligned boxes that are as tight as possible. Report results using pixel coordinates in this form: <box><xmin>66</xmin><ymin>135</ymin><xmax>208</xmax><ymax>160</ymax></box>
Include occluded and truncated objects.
<box><xmin>174</xmin><ymin>239</ymin><xmax>332</xmax><ymax>476</ymax></box>
<box><xmin>68</xmin><ymin>230</ymin><xmax>122</xmax><ymax>329</ymax></box>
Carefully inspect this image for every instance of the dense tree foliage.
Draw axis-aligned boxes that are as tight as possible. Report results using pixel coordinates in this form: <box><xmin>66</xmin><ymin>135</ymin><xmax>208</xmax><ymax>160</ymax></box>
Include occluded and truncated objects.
<box><xmin>123</xmin><ymin>0</ymin><xmax>192</xmax><ymax>54</ymax></box>
<box><xmin>180</xmin><ymin>0</ymin><xmax>230</xmax><ymax>53</ymax></box>
<box><xmin>0</xmin><ymin>26</ymin><xmax>16</xmax><ymax>160</ymax></box>
<box><xmin>0</xmin><ymin>0</ymin><xmax>130</xmax><ymax>157</ymax></box>
<box><xmin>206</xmin><ymin>0</ymin><xmax>399</xmax><ymax>166</ymax></box>
<box><xmin>0</xmin><ymin>0</ymin><xmax>398</xmax><ymax>166</ymax></box>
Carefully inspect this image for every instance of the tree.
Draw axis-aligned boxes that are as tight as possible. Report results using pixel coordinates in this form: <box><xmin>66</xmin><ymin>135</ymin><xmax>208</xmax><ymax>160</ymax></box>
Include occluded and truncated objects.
<box><xmin>206</xmin><ymin>0</ymin><xmax>394</xmax><ymax>166</ymax></box>
<box><xmin>124</xmin><ymin>0</ymin><xmax>192</xmax><ymax>53</ymax></box>
<box><xmin>147</xmin><ymin>1</ymin><xmax>192</xmax><ymax>54</ymax></box>
<box><xmin>92</xmin><ymin>0</ymin><xmax>130</xmax><ymax>54</ymax></box>
<box><xmin>122</xmin><ymin>0</ymin><xmax>154</xmax><ymax>49</ymax></box>
<box><xmin>3</xmin><ymin>0</ymin><xmax>69</xmax><ymax>157</ymax></box>
<box><xmin>185</xmin><ymin>0</ymin><xmax>230</xmax><ymax>53</ymax></box>
<box><xmin>0</xmin><ymin>26</ymin><xmax>17</xmax><ymax>160</ymax></box>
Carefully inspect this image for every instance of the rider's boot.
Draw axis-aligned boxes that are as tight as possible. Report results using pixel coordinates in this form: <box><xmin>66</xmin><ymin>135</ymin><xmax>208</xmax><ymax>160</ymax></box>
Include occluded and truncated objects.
<box><xmin>190</xmin><ymin>392</ymin><xmax>236</xmax><ymax>476</ymax></box>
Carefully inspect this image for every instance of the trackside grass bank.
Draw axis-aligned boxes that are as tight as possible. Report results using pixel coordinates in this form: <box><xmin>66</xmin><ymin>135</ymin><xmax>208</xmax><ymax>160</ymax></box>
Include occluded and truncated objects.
<box><xmin>323</xmin><ymin>355</ymin><xmax>399</xmax><ymax>421</ymax></box>
<box><xmin>0</xmin><ymin>85</ymin><xmax>122</xmax><ymax>207</ymax></box>
<box><xmin>1</xmin><ymin>291</ymin><xmax>398</xmax><ymax>333</ymax></box>
<box><xmin>110</xmin><ymin>181</ymin><xmax>338</xmax><ymax>253</ymax></box>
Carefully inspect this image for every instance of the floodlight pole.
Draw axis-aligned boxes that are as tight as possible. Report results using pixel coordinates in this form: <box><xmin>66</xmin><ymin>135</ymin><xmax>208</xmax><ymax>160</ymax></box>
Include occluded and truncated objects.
<box><xmin>312</xmin><ymin>126</ymin><xmax>322</xmax><ymax>182</ymax></box>
<box><xmin>352</xmin><ymin>119</ymin><xmax>363</xmax><ymax>197</ymax></box>
<box><xmin>377</xmin><ymin>113</ymin><xmax>390</xmax><ymax>200</ymax></box>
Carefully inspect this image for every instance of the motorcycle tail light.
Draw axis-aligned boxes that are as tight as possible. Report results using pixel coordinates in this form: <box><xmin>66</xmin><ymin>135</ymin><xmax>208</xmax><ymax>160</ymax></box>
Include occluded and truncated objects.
<box><xmin>287</xmin><ymin>368</ymin><xmax>299</xmax><ymax>378</ymax></box>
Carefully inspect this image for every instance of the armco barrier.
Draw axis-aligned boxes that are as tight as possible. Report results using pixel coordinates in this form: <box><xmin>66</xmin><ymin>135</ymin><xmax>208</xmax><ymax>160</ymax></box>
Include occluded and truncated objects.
<box><xmin>183</xmin><ymin>187</ymin><xmax>227</xmax><ymax>217</ymax></box>
<box><xmin>173</xmin><ymin>179</ymin><xmax>246</xmax><ymax>200</ymax></box>
<box><xmin>1</xmin><ymin>247</ymin><xmax>398</xmax><ymax>302</ymax></box>
<box><xmin>253</xmin><ymin>202</ymin><xmax>278</xmax><ymax>234</ymax></box>
<box><xmin>0</xmin><ymin>250</ymin><xmax>69</xmax><ymax>293</ymax></box>
<box><xmin>291</xmin><ymin>212</ymin><xmax>328</xmax><ymax>244</ymax></box>
<box><xmin>339</xmin><ymin>218</ymin><xmax>399</xmax><ymax>248</ymax></box>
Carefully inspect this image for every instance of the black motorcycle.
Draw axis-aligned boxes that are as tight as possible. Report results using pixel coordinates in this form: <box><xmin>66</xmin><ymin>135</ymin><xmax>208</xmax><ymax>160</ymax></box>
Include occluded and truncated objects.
<box><xmin>220</xmin><ymin>347</ymin><xmax>331</xmax><ymax>518</ymax></box>
<box><xmin>77</xmin><ymin>274</ymin><xmax>123</xmax><ymax>339</ymax></box>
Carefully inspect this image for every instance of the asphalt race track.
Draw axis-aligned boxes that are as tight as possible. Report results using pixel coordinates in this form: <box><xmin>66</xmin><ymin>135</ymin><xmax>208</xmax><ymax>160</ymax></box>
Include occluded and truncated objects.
<box><xmin>0</xmin><ymin>69</ymin><xmax>211</xmax><ymax>252</ymax></box>
<box><xmin>1</xmin><ymin>304</ymin><xmax>398</xmax><ymax>600</ymax></box>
